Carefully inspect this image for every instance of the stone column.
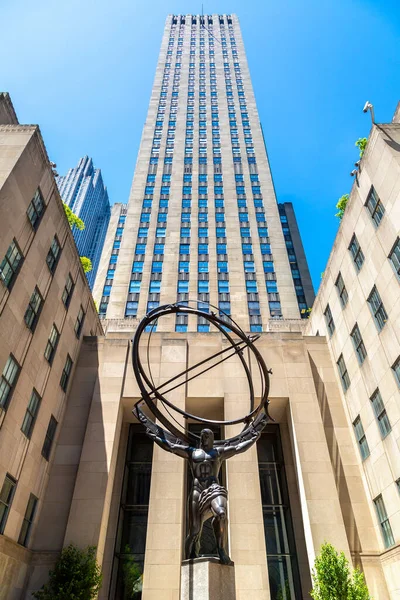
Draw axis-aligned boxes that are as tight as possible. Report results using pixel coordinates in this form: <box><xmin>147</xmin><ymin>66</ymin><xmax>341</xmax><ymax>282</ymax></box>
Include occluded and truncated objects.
<box><xmin>141</xmin><ymin>338</ymin><xmax>187</xmax><ymax>600</ymax></box>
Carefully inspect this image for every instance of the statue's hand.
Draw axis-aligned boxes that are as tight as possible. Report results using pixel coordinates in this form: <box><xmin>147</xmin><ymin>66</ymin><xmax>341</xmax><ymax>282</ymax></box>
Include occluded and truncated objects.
<box><xmin>146</xmin><ymin>429</ymin><xmax>157</xmax><ymax>440</ymax></box>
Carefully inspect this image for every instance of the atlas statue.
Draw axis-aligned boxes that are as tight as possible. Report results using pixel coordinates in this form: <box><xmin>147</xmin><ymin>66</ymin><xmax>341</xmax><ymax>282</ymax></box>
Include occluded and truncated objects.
<box><xmin>132</xmin><ymin>302</ymin><xmax>271</xmax><ymax>565</ymax></box>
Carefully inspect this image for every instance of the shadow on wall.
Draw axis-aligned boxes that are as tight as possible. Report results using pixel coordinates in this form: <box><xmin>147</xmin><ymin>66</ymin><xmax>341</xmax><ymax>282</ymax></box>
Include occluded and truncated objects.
<box><xmin>308</xmin><ymin>354</ymin><xmax>363</xmax><ymax>566</ymax></box>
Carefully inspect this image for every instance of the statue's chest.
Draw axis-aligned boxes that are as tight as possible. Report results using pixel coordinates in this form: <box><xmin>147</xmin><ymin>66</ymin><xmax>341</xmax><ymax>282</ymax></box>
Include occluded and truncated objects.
<box><xmin>192</xmin><ymin>449</ymin><xmax>216</xmax><ymax>471</ymax></box>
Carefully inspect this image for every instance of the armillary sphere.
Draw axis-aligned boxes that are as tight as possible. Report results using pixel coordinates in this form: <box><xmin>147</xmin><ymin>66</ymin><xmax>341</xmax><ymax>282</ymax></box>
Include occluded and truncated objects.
<box><xmin>132</xmin><ymin>301</ymin><xmax>272</xmax><ymax>445</ymax></box>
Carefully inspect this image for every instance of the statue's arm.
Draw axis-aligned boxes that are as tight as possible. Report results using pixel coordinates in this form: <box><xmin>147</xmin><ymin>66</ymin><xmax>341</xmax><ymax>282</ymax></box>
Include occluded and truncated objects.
<box><xmin>146</xmin><ymin>429</ymin><xmax>190</xmax><ymax>458</ymax></box>
<box><xmin>220</xmin><ymin>428</ymin><xmax>261</xmax><ymax>459</ymax></box>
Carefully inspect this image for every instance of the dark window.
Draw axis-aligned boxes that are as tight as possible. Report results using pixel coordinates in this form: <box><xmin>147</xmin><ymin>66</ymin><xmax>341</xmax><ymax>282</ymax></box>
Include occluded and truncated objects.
<box><xmin>365</xmin><ymin>187</ymin><xmax>385</xmax><ymax>226</ymax></box>
<box><xmin>46</xmin><ymin>236</ymin><xmax>61</xmax><ymax>274</ymax></box>
<box><xmin>18</xmin><ymin>494</ymin><xmax>38</xmax><ymax>547</ymax></box>
<box><xmin>0</xmin><ymin>355</ymin><xmax>20</xmax><ymax>411</ymax></box>
<box><xmin>392</xmin><ymin>356</ymin><xmax>400</xmax><ymax>388</ymax></box>
<box><xmin>374</xmin><ymin>495</ymin><xmax>394</xmax><ymax>548</ymax></box>
<box><xmin>337</xmin><ymin>354</ymin><xmax>350</xmax><ymax>391</ymax></box>
<box><xmin>371</xmin><ymin>389</ymin><xmax>391</xmax><ymax>438</ymax></box>
<box><xmin>353</xmin><ymin>416</ymin><xmax>370</xmax><ymax>460</ymax></box>
<box><xmin>44</xmin><ymin>325</ymin><xmax>60</xmax><ymax>364</ymax></box>
<box><xmin>62</xmin><ymin>274</ymin><xmax>74</xmax><ymax>307</ymax></box>
<box><xmin>75</xmin><ymin>306</ymin><xmax>85</xmax><ymax>338</ymax></box>
<box><xmin>351</xmin><ymin>324</ymin><xmax>367</xmax><ymax>364</ymax></box>
<box><xmin>324</xmin><ymin>304</ymin><xmax>335</xmax><ymax>336</ymax></box>
<box><xmin>27</xmin><ymin>189</ymin><xmax>45</xmax><ymax>230</ymax></box>
<box><xmin>0</xmin><ymin>474</ymin><xmax>17</xmax><ymax>534</ymax></box>
<box><xmin>0</xmin><ymin>239</ymin><xmax>23</xmax><ymax>289</ymax></box>
<box><xmin>42</xmin><ymin>415</ymin><xmax>58</xmax><ymax>460</ymax></box>
<box><xmin>24</xmin><ymin>287</ymin><xmax>43</xmax><ymax>332</ymax></box>
<box><xmin>60</xmin><ymin>355</ymin><xmax>73</xmax><ymax>392</ymax></box>
<box><xmin>21</xmin><ymin>389</ymin><xmax>41</xmax><ymax>438</ymax></box>
<box><xmin>389</xmin><ymin>238</ymin><xmax>400</xmax><ymax>280</ymax></box>
<box><xmin>335</xmin><ymin>272</ymin><xmax>348</xmax><ymax>308</ymax></box>
<box><xmin>349</xmin><ymin>234</ymin><xmax>364</xmax><ymax>271</ymax></box>
<box><xmin>368</xmin><ymin>286</ymin><xmax>388</xmax><ymax>331</ymax></box>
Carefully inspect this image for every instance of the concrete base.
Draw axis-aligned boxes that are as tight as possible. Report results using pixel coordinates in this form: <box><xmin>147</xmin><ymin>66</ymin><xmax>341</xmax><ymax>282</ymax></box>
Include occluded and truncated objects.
<box><xmin>180</xmin><ymin>557</ymin><xmax>236</xmax><ymax>600</ymax></box>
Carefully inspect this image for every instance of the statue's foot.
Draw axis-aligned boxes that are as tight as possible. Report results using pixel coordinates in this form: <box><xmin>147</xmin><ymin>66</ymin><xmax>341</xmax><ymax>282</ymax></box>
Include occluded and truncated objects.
<box><xmin>218</xmin><ymin>549</ymin><xmax>234</xmax><ymax>566</ymax></box>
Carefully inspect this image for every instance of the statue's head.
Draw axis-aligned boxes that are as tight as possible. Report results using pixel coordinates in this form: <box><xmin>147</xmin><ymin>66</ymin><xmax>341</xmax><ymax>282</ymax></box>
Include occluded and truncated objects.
<box><xmin>200</xmin><ymin>428</ymin><xmax>214</xmax><ymax>450</ymax></box>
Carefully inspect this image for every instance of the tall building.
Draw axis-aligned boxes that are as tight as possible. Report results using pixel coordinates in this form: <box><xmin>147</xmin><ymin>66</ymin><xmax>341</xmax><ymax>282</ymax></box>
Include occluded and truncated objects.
<box><xmin>57</xmin><ymin>156</ymin><xmax>111</xmax><ymax>289</ymax></box>
<box><xmin>0</xmin><ymin>93</ymin><xmax>102</xmax><ymax>599</ymax></box>
<box><xmin>1</xmin><ymin>15</ymin><xmax>399</xmax><ymax>600</ymax></box>
<box><xmin>308</xmin><ymin>105</ymin><xmax>400</xmax><ymax>597</ymax></box>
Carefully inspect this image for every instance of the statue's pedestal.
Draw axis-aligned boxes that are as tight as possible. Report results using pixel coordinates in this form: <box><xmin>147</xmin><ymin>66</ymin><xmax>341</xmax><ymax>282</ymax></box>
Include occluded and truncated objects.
<box><xmin>180</xmin><ymin>557</ymin><xmax>236</xmax><ymax>600</ymax></box>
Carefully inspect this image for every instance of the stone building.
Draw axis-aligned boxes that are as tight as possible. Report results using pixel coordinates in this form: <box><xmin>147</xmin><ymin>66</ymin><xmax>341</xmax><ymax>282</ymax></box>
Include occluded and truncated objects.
<box><xmin>0</xmin><ymin>93</ymin><xmax>103</xmax><ymax>599</ymax></box>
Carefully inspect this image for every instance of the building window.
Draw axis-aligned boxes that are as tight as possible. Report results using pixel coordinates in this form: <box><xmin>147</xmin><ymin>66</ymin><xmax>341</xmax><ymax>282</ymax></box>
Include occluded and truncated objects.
<box><xmin>335</xmin><ymin>272</ymin><xmax>348</xmax><ymax>308</ymax></box>
<box><xmin>389</xmin><ymin>238</ymin><xmax>400</xmax><ymax>280</ymax></box>
<box><xmin>337</xmin><ymin>354</ymin><xmax>350</xmax><ymax>391</ymax></box>
<box><xmin>351</xmin><ymin>324</ymin><xmax>367</xmax><ymax>364</ymax></box>
<box><xmin>0</xmin><ymin>239</ymin><xmax>23</xmax><ymax>289</ymax></box>
<box><xmin>392</xmin><ymin>356</ymin><xmax>400</xmax><ymax>388</ymax></box>
<box><xmin>373</xmin><ymin>495</ymin><xmax>394</xmax><ymax>548</ymax></box>
<box><xmin>0</xmin><ymin>474</ymin><xmax>17</xmax><ymax>534</ymax></box>
<box><xmin>125</xmin><ymin>301</ymin><xmax>138</xmax><ymax>317</ymax></box>
<box><xmin>60</xmin><ymin>355</ymin><xmax>73</xmax><ymax>392</ymax></box>
<box><xmin>21</xmin><ymin>389</ymin><xmax>41</xmax><ymax>438</ymax></box>
<box><xmin>353</xmin><ymin>416</ymin><xmax>370</xmax><ymax>460</ymax></box>
<box><xmin>370</xmin><ymin>389</ymin><xmax>391</xmax><ymax>438</ymax></box>
<box><xmin>62</xmin><ymin>274</ymin><xmax>74</xmax><ymax>307</ymax></box>
<box><xmin>24</xmin><ymin>287</ymin><xmax>43</xmax><ymax>332</ymax></box>
<box><xmin>324</xmin><ymin>304</ymin><xmax>335</xmax><ymax>336</ymax></box>
<box><xmin>44</xmin><ymin>325</ymin><xmax>60</xmax><ymax>364</ymax></box>
<box><xmin>46</xmin><ymin>236</ymin><xmax>61</xmax><ymax>274</ymax></box>
<box><xmin>18</xmin><ymin>494</ymin><xmax>38</xmax><ymax>547</ymax></box>
<box><xmin>349</xmin><ymin>235</ymin><xmax>364</xmax><ymax>271</ymax></box>
<box><xmin>27</xmin><ymin>189</ymin><xmax>45</xmax><ymax>230</ymax></box>
<box><xmin>367</xmin><ymin>286</ymin><xmax>388</xmax><ymax>331</ymax></box>
<box><xmin>365</xmin><ymin>187</ymin><xmax>385</xmax><ymax>227</ymax></box>
<box><xmin>42</xmin><ymin>415</ymin><xmax>58</xmax><ymax>460</ymax></box>
<box><xmin>74</xmin><ymin>306</ymin><xmax>85</xmax><ymax>339</ymax></box>
<box><xmin>0</xmin><ymin>355</ymin><xmax>20</xmax><ymax>411</ymax></box>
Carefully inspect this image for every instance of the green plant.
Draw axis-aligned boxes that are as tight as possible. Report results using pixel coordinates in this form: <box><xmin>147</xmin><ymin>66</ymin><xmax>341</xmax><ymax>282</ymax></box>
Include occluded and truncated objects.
<box><xmin>301</xmin><ymin>307</ymin><xmax>312</xmax><ymax>318</ymax></box>
<box><xmin>32</xmin><ymin>544</ymin><xmax>102</xmax><ymax>600</ymax></box>
<box><xmin>277</xmin><ymin>579</ymin><xmax>291</xmax><ymax>600</ymax></box>
<box><xmin>355</xmin><ymin>137</ymin><xmax>368</xmax><ymax>158</ymax></box>
<box><xmin>80</xmin><ymin>256</ymin><xmax>92</xmax><ymax>273</ymax></box>
<box><xmin>336</xmin><ymin>194</ymin><xmax>349</xmax><ymax>220</ymax></box>
<box><xmin>63</xmin><ymin>203</ymin><xmax>85</xmax><ymax>231</ymax></box>
<box><xmin>121</xmin><ymin>546</ymin><xmax>142</xmax><ymax>599</ymax></box>
<box><xmin>311</xmin><ymin>543</ymin><xmax>371</xmax><ymax>600</ymax></box>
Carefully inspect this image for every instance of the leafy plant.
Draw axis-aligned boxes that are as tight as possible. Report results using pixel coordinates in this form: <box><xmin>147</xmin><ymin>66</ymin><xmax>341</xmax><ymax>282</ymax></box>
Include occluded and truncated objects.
<box><xmin>355</xmin><ymin>137</ymin><xmax>368</xmax><ymax>158</ymax></box>
<box><xmin>63</xmin><ymin>203</ymin><xmax>85</xmax><ymax>231</ymax></box>
<box><xmin>311</xmin><ymin>543</ymin><xmax>371</xmax><ymax>600</ymax></box>
<box><xmin>32</xmin><ymin>544</ymin><xmax>102</xmax><ymax>600</ymax></box>
<box><xmin>121</xmin><ymin>546</ymin><xmax>142</xmax><ymax>599</ymax></box>
<box><xmin>80</xmin><ymin>256</ymin><xmax>93</xmax><ymax>273</ymax></box>
<box><xmin>301</xmin><ymin>307</ymin><xmax>312</xmax><ymax>318</ymax></box>
<box><xmin>336</xmin><ymin>194</ymin><xmax>349</xmax><ymax>220</ymax></box>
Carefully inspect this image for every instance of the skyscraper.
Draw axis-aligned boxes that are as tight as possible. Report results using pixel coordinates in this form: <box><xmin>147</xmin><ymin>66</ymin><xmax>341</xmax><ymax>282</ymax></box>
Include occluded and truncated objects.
<box><xmin>57</xmin><ymin>156</ymin><xmax>111</xmax><ymax>289</ymax></box>
<box><xmin>95</xmin><ymin>13</ymin><xmax>310</xmax><ymax>330</ymax></box>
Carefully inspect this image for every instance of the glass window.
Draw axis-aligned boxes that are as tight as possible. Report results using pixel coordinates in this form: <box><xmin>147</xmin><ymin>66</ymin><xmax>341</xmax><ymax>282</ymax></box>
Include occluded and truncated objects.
<box><xmin>0</xmin><ymin>474</ymin><xmax>17</xmax><ymax>534</ymax></box>
<box><xmin>239</xmin><ymin>213</ymin><xmax>249</xmax><ymax>222</ymax></box>
<box><xmin>242</xmin><ymin>243</ymin><xmax>252</xmax><ymax>254</ymax></box>
<box><xmin>389</xmin><ymin>238</ymin><xmax>400</xmax><ymax>280</ymax></box>
<box><xmin>138</xmin><ymin>227</ymin><xmax>148</xmax><ymax>237</ymax></box>
<box><xmin>246</xmin><ymin>280</ymin><xmax>258</xmax><ymax>293</ymax></box>
<box><xmin>132</xmin><ymin>262</ymin><xmax>143</xmax><ymax>273</ymax></box>
<box><xmin>266</xmin><ymin>280</ymin><xmax>278</xmax><ymax>294</ymax></box>
<box><xmin>335</xmin><ymin>272</ymin><xmax>348</xmax><ymax>308</ymax></box>
<box><xmin>24</xmin><ymin>287</ymin><xmax>43</xmax><ymax>331</ymax></box>
<box><xmin>217</xmin><ymin>243</ymin><xmax>226</xmax><ymax>255</ymax></box>
<box><xmin>180</xmin><ymin>244</ymin><xmax>190</xmax><ymax>255</ymax></box>
<box><xmin>129</xmin><ymin>281</ymin><xmax>141</xmax><ymax>294</ymax></box>
<box><xmin>0</xmin><ymin>239</ymin><xmax>23</xmax><ymax>289</ymax></box>
<box><xmin>368</xmin><ymin>286</ymin><xmax>388</xmax><ymax>331</ymax></box>
<box><xmin>217</xmin><ymin>261</ymin><xmax>228</xmax><ymax>273</ymax></box>
<box><xmin>371</xmin><ymin>389</ymin><xmax>391</xmax><ymax>438</ymax></box>
<box><xmin>21</xmin><ymin>389</ymin><xmax>41</xmax><ymax>438</ymax></box>
<box><xmin>199</xmin><ymin>261</ymin><xmax>209</xmax><ymax>273</ymax></box>
<box><xmin>74</xmin><ymin>306</ymin><xmax>85</xmax><ymax>338</ymax></box>
<box><xmin>324</xmin><ymin>304</ymin><xmax>335</xmax><ymax>336</ymax></box>
<box><xmin>0</xmin><ymin>355</ymin><xmax>20</xmax><ymax>411</ymax></box>
<box><xmin>154</xmin><ymin>244</ymin><xmax>164</xmax><ymax>254</ymax></box>
<box><xmin>351</xmin><ymin>324</ymin><xmax>367</xmax><ymax>364</ymax></box>
<box><xmin>179</xmin><ymin>261</ymin><xmax>189</xmax><ymax>273</ymax></box>
<box><xmin>125</xmin><ymin>301</ymin><xmax>138</xmax><ymax>317</ymax></box>
<box><xmin>46</xmin><ymin>236</ymin><xmax>61</xmax><ymax>274</ymax></box>
<box><xmin>178</xmin><ymin>281</ymin><xmax>189</xmax><ymax>293</ymax></box>
<box><xmin>42</xmin><ymin>415</ymin><xmax>58</xmax><ymax>460</ymax></box>
<box><xmin>60</xmin><ymin>355</ymin><xmax>73</xmax><ymax>392</ymax></box>
<box><xmin>263</xmin><ymin>261</ymin><xmax>274</xmax><ymax>273</ymax></box>
<box><xmin>219</xmin><ymin>301</ymin><xmax>231</xmax><ymax>315</ymax></box>
<box><xmin>62</xmin><ymin>274</ymin><xmax>74</xmax><ymax>308</ymax></box>
<box><xmin>198</xmin><ymin>244</ymin><xmax>208</xmax><ymax>254</ymax></box>
<box><xmin>349</xmin><ymin>234</ymin><xmax>364</xmax><ymax>271</ymax></box>
<box><xmin>374</xmin><ymin>495</ymin><xmax>394</xmax><ymax>548</ymax></box>
<box><xmin>103</xmin><ymin>285</ymin><xmax>112</xmax><ymax>296</ymax></box>
<box><xmin>44</xmin><ymin>324</ymin><xmax>59</xmax><ymax>364</ymax></box>
<box><xmin>18</xmin><ymin>494</ymin><xmax>38</xmax><ymax>547</ymax></box>
<box><xmin>198</xmin><ymin>228</ymin><xmax>208</xmax><ymax>238</ymax></box>
<box><xmin>365</xmin><ymin>186</ymin><xmax>385</xmax><ymax>226</ymax></box>
<box><xmin>198</xmin><ymin>213</ymin><xmax>208</xmax><ymax>222</ymax></box>
<box><xmin>260</xmin><ymin>244</ymin><xmax>271</xmax><ymax>255</ymax></box>
<box><xmin>152</xmin><ymin>261</ymin><xmax>163</xmax><ymax>273</ymax></box>
<box><xmin>149</xmin><ymin>281</ymin><xmax>161</xmax><ymax>294</ymax></box>
<box><xmin>27</xmin><ymin>189</ymin><xmax>45</xmax><ymax>230</ymax></box>
<box><xmin>337</xmin><ymin>354</ymin><xmax>350</xmax><ymax>391</ymax></box>
<box><xmin>248</xmin><ymin>301</ymin><xmax>260</xmax><ymax>315</ymax></box>
<box><xmin>244</xmin><ymin>261</ymin><xmax>255</xmax><ymax>273</ymax></box>
<box><xmin>392</xmin><ymin>356</ymin><xmax>400</xmax><ymax>388</ymax></box>
<box><xmin>353</xmin><ymin>416</ymin><xmax>370</xmax><ymax>461</ymax></box>
<box><xmin>216</xmin><ymin>228</ymin><xmax>226</xmax><ymax>237</ymax></box>
<box><xmin>218</xmin><ymin>280</ymin><xmax>229</xmax><ymax>294</ymax></box>
<box><xmin>258</xmin><ymin>227</ymin><xmax>269</xmax><ymax>237</ymax></box>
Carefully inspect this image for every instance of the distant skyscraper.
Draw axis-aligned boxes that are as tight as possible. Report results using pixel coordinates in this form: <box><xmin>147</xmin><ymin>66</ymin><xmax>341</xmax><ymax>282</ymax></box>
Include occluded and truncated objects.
<box><xmin>57</xmin><ymin>156</ymin><xmax>111</xmax><ymax>288</ymax></box>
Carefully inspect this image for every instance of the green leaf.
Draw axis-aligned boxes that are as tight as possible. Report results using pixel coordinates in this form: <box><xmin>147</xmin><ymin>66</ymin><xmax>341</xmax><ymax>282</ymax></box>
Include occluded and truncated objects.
<box><xmin>355</xmin><ymin>137</ymin><xmax>368</xmax><ymax>158</ymax></box>
<box><xmin>335</xmin><ymin>194</ymin><xmax>349</xmax><ymax>220</ymax></box>
<box><xmin>63</xmin><ymin>203</ymin><xmax>85</xmax><ymax>231</ymax></box>
<box><xmin>80</xmin><ymin>256</ymin><xmax>92</xmax><ymax>273</ymax></box>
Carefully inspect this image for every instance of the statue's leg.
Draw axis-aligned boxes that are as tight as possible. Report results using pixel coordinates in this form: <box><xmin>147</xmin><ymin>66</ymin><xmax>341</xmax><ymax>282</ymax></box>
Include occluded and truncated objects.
<box><xmin>185</xmin><ymin>491</ymin><xmax>201</xmax><ymax>559</ymax></box>
<box><xmin>211</xmin><ymin>495</ymin><xmax>233</xmax><ymax>565</ymax></box>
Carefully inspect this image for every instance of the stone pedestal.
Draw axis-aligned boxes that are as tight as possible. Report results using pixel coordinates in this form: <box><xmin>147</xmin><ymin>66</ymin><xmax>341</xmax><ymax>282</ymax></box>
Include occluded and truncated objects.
<box><xmin>181</xmin><ymin>557</ymin><xmax>236</xmax><ymax>600</ymax></box>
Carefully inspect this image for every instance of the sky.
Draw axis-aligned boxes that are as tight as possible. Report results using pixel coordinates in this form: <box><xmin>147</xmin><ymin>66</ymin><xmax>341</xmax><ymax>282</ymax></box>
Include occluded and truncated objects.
<box><xmin>2</xmin><ymin>0</ymin><xmax>399</xmax><ymax>291</ymax></box>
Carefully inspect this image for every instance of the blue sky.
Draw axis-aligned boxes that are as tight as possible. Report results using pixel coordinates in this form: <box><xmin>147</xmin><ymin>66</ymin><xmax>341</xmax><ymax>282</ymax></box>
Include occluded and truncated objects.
<box><xmin>2</xmin><ymin>0</ymin><xmax>399</xmax><ymax>291</ymax></box>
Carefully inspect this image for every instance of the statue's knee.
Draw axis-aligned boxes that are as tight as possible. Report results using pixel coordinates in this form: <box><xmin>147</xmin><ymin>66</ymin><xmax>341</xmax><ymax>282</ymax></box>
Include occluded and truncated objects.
<box><xmin>218</xmin><ymin>508</ymin><xmax>226</xmax><ymax>521</ymax></box>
